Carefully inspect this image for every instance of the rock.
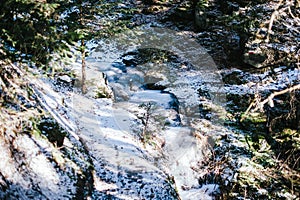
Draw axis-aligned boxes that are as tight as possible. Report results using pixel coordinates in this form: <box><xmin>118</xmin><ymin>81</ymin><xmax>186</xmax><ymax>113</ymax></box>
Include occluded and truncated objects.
<box><xmin>142</xmin><ymin>0</ymin><xmax>157</xmax><ymax>5</ymax></box>
<box><xmin>218</xmin><ymin>1</ymin><xmax>240</xmax><ymax>14</ymax></box>
<box><xmin>193</xmin><ymin>0</ymin><xmax>299</xmax><ymax>69</ymax></box>
<box><xmin>163</xmin><ymin>1</ymin><xmax>195</xmax><ymax>28</ymax></box>
<box><xmin>163</xmin><ymin>91</ymin><xmax>180</xmax><ymax>112</ymax></box>
<box><xmin>110</xmin><ymin>83</ymin><xmax>130</xmax><ymax>101</ymax></box>
<box><xmin>38</xmin><ymin>117</ymin><xmax>66</xmax><ymax>147</ymax></box>
<box><xmin>142</xmin><ymin>82</ymin><xmax>167</xmax><ymax>90</ymax></box>
<box><xmin>122</xmin><ymin>54</ymin><xmax>141</xmax><ymax>66</ymax></box>
<box><xmin>195</xmin><ymin>8</ymin><xmax>208</xmax><ymax>30</ymax></box>
<box><xmin>55</xmin><ymin>74</ymin><xmax>75</xmax><ymax>90</ymax></box>
<box><xmin>243</xmin><ymin>47</ymin><xmax>267</xmax><ymax>68</ymax></box>
<box><xmin>0</xmin><ymin>116</ymin><xmax>93</xmax><ymax>199</ymax></box>
<box><xmin>222</xmin><ymin>70</ymin><xmax>247</xmax><ymax>85</ymax></box>
<box><xmin>162</xmin><ymin>110</ymin><xmax>181</xmax><ymax>127</ymax></box>
<box><xmin>85</xmin><ymin>72</ymin><xmax>114</xmax><ymax>99</ymax></box>
<box><xmin>111</xmin><ymin>62</ymin><xmax>127</xmax><ymax>73</ymax></box>
<box><xmin>57</xmin><ymin>74</ymin><xmax>73</xmax><ymax>84</ymax></box>
<box><xmin>224</xmin><ymin>32</ymin><xmax>244</xmax><ymax>64</ymax></box>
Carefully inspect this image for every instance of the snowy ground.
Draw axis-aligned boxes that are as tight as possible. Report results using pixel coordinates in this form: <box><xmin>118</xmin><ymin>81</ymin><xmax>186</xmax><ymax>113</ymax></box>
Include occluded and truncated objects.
<box><xmin>12</xmin><ymin>24</ymin><xmax>298</xmax><ymax>199</ymax></box>
<box><xmin>66</xmin><ymin>63</ymin><xmax>218</xmax><ymax>199</ymax></box>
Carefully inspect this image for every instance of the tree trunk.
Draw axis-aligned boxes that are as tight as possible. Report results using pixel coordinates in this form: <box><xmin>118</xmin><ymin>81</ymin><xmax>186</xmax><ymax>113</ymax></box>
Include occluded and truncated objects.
<box><xmin>79</xmin><ymin>0</ymin><xmax>86</xmax><ymax>94</ymax></box>
<box><xmin>81</xmin><ymin>39</ymin><xmax>86</xmax><ymax>94</ymax></box>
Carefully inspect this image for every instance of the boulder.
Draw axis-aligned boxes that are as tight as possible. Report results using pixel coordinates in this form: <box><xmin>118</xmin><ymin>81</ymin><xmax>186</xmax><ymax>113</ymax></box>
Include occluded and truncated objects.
<box><xmin>85</xmin><ymin>72</ymin><xmax>114</xmax><ymax>99</ymax></box>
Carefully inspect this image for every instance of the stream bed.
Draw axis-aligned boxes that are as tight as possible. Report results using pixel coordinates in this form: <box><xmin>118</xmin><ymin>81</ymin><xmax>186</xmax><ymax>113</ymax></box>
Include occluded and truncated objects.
<box><xmin>70</xmin><ymin>25</ymin><xmax>226</xmax><ymax>199</ymax></box>
<box><xmin>1</xmin><ymin>1</ymin><xmax>299</xmax><ymax>199</ymax></box>
<box><xmin>63</xmin><ymin>25</ymin><xmax>300</xmax><ymax>199</ymax></box>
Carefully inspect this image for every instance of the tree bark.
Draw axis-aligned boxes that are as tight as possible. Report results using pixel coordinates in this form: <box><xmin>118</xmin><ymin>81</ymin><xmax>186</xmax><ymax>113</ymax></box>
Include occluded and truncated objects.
<box><xmin>81</xmin><ymin>39</ymin><xmax>87</xmax><ymax>94</ymax></box>
<box><xmin>79</xmin><ymin>0</ymin><xmax>87</xmax><ymax>94</ymax></box>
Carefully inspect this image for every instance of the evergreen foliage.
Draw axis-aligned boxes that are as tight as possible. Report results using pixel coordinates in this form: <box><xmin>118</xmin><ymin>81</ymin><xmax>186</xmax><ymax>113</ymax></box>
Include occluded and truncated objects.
<box><xmin>0</xmin><ymin>0</ymin><xmax>133</xmax><ymax>67</ymax></box>
<box><xmin>0</xmin><ymin>0</ymin><xmax>62</xmax><ymax>65</ymax></box>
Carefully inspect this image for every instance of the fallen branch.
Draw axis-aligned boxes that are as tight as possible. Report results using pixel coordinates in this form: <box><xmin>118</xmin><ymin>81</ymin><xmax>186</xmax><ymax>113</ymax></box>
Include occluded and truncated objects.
<box><xmin>241</xmin><ymin>84</ymin><xmax>300</xmax><ymax>121</ymax></box>
<box><xmin>255</xmin><ymin>84</ymin><xmax>300</xmax><ymax>111</ymax></box>
<box><xmin>242</xmin><ymin>84</ymin><xmax>300</xmax><ymax>117</ymax></box>
<box><xmin>266</xmin><ymin>0</ymin><xmax>283</xmax><ymax>42</ymax></box>
<box><xmin>287</xmin><ymin>6</ymin><xmax>300</xmax><ymax>23</ymax></box>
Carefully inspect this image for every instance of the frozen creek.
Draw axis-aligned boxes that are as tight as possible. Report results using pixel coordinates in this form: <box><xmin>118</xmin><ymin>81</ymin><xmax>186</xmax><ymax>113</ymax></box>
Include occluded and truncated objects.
<box><xmin>15</xmin><ymin>25</ymin><xmax>298</xmax><ymax>199</ymax></box>
<box><xmin>69</xmin><ymin>26</ymin><xmax>225</xmax><ymax>199</ymax></box>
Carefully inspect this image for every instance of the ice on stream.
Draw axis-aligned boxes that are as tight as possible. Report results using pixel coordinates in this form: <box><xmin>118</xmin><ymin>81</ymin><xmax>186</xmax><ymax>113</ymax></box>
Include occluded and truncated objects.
<box><xmin>17</xmin><ymin>26</ymin><xmax>228</xmax><ymax>199</ymax></box>
<box><xmin>67</xmin><ymin>27</ymin><xmax>227</xmax><ymax>199</ymax></box>
<box><xmin>71</xmin><ymin>93</ymin><xmax>218</xmax><ymax>199</ymax></box>
<box><xmin>71</xmin><ymin>93</ymin><xmax>179</xmax><ymax>199</ymax></box>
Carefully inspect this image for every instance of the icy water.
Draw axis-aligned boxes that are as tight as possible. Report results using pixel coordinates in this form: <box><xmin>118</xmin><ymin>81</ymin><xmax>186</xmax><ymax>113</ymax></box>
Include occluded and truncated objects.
<box><xmin>72</xmin><ymin>26</ymin><xmax>226</xmax><ymax>199</ymax></box>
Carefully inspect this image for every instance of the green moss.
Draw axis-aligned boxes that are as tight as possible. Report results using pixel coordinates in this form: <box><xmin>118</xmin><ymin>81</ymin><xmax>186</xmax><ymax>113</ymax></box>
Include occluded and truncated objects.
<box><xmin>95</xmin><ymin>87</ymin><xmax>109</xmax><ymax>98</ymax></box>
<box><xmin>197</xmin><ymin>0</ymin><xmax>209</xmax><ymax>10</ymax></box>
<box><xmin>241</xmin><ymin>112</ymin><xmax>266</xmax><ymax>123</ymax></box>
